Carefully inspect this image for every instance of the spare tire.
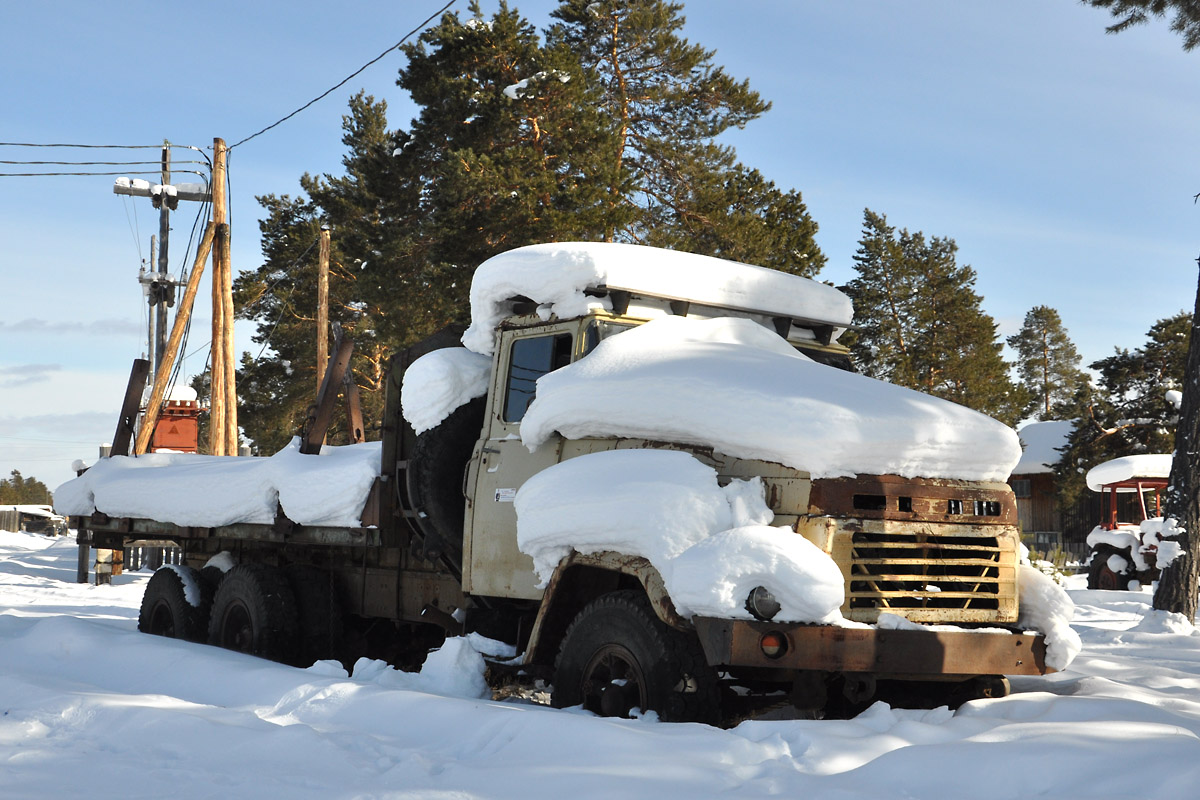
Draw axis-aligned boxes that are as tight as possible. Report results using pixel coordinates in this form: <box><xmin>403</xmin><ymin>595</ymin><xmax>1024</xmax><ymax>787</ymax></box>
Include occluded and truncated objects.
<box><xmin>406</xmin><ymin>395</ymin><xmax>486</xmax><ymax>568</ymax></box>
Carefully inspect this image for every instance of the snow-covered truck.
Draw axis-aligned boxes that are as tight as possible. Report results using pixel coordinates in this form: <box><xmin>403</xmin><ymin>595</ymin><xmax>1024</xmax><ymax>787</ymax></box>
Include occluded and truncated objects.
<box><xmin>59</xmin><ymin>242</ymin><xmax>1075</xmax><ymax>722</ymax></box>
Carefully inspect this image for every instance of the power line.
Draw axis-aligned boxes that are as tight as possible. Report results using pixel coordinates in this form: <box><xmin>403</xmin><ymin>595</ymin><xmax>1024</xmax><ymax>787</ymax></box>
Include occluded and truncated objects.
<box><xmin>1</xmin><ymin>142</ymin><xmax>193</xmax><ymax>151</ymax></box>
<box><xmin>0</xmin><ymin>159</ymin><xmax>209</xmax><ymax>167</ymax></box>
<box><xmin>230</xmin><ymin>0</ymin><xmax>456</xmax><ymax>150</ymax></box>
<box><xmin>0</xmin><ymin>169</ymin><xmax>211</xmax><ymax>178</ymax></box>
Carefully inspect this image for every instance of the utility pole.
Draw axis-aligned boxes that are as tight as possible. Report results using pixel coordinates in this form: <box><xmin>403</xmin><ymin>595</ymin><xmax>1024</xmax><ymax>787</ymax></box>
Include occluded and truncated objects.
<box><xmin>317</xmin><ymin>225</ymin><xmax>331</xmax><ymax>392</ymax></box>
<box><xmin>210</xmin><ymin>138</ymin><xmax>229</xmax><ymax>456</ymax></box>
<box><xmin>155</xmin><ymin>142</ymin><xmax>171</xmax><ymax>376</ymax></box>
<box><xmin>114</xmin><ymin>140</ymin><xmax>212</xmax><ymax>446</ymax></box>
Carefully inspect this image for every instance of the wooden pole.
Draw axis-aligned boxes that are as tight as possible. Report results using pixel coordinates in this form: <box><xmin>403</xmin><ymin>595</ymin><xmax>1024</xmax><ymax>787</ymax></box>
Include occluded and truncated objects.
<box><xmin>111</xmin><ymin>358</ymin><xmax>150</xmax><ymax>456</ymax></box>
<box><xmin>135</xmin><ymin>222</ymin><xmax>217</xmax><ymax>455</ymax></box>
<box><xmin>317</xmin><ymin>226</ymin><xmax>331</xmax><ymax>393</ymax></box>
<box><xmin>210</xmin><ymin>137</ymin><xmax>229</xmax><ymax>455</ymax></box>
<box><xmin>301</xmin><ymin>325</ymin><xmax>354</xmax><ymax>455</ymax></box>
<box><xmin>344</xmin><ymin>369</ymin><xmax>365</xmax><ymax>444</ymax></box>
<box><xmin>222</xmin><ymin>212</ymin><xmax>237</xmax><ymax>453</ymax></box>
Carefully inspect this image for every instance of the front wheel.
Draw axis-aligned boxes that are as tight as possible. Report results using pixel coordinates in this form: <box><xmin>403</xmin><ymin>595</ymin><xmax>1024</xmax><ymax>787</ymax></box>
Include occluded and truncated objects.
<box><xmin>1087</xmin><ymin>548</ymin><xmax>1131</xmax><ymax>591</ymax></box>
<box><xmin>552</xmin><ymin>591</ymin><xmax>719</xmax><ymax>724</ymax></box>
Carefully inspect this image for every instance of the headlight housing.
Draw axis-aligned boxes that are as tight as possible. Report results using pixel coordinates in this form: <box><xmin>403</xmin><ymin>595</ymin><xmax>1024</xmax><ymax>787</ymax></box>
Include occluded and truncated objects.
<box><xmin>745</xmin><ymin>585</ymin><xmax>781</xmax><ymax>621</ymax></box>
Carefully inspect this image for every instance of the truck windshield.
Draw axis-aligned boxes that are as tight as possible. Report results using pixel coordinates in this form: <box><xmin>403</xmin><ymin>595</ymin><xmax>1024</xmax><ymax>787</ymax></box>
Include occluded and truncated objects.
<box><xmin>582</xmin><ymin>320</ymin><xmax>634</xmax><ymax>357</ymax></box>
<box><xmin>503</xmin><ymin>333</ymin><xmax>573</xmax><ymax>423</ymax></box>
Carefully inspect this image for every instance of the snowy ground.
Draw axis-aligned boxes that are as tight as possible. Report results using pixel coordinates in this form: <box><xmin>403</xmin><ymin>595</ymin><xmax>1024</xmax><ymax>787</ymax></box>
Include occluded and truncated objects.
<box><xmin>2</xmin><ymin>529</ymin><xmax>1200</xmax><ymax>799</ymax></box>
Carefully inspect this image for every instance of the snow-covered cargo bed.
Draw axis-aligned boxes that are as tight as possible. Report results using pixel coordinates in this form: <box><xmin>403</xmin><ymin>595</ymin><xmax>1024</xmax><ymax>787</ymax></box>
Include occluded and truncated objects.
<box><xmin>54</xmin><ymin>439</ymin><xmax>381</xmax><ymax>529</ymax></box>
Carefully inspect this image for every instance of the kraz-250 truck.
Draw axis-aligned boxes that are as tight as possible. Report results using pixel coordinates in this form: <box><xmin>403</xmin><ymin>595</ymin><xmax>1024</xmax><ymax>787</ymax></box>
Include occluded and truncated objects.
<box><xmin>67</xmin><ymin>242</ymin><xmax>1057</xmax><ymax>723</ymax></box>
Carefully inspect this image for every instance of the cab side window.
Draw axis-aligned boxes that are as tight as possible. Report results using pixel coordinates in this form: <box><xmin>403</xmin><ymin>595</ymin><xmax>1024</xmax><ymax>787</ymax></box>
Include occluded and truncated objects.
<box><xmin>503</xmin><ymin>334</ymin><xmax>572</xmax><ymax>423</ymax></box>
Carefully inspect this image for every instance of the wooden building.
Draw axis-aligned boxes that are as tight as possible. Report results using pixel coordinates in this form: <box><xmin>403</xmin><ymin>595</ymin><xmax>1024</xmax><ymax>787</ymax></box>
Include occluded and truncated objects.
<box><xmin>1008</xmin><ymin>421</ymin><xmax>1081</xmax><ymax>557</ymax></box>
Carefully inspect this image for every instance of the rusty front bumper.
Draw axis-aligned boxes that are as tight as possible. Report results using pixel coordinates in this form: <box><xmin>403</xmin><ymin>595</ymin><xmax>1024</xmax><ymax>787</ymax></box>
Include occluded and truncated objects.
<box><xmin>692</xmin><ymin>617</ymin><xmax>1051</xmax><ymax>677</ymax></box>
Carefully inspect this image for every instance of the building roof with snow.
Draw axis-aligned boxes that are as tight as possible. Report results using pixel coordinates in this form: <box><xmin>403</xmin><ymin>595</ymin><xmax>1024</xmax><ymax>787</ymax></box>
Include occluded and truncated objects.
<box><xmin>1012</xmin><ymin>420</ymin><xmax>1073</xmax><ymax>476</ymax></box>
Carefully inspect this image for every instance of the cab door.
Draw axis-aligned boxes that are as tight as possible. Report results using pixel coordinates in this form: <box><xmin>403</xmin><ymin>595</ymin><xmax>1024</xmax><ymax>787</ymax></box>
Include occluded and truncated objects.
<box><xmin>463</xmin><ymin>328</ymin><xmax>573</xmax><ymax>599</ymax></box>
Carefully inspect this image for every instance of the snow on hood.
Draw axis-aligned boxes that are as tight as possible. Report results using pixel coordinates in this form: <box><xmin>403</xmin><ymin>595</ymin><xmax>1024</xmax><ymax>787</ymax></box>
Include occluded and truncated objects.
<box><xmin>1086</xmin><ymin>454</ymin><xmax>1173</xmax><ymax>492</ymax></box>
<box><xmin>520</xmin><ymin>316</ymin><xmax>1022</xmax><ymax>482</ymax></box>
<box><xmin>461</xmin><ymin>242</ymin><xmax>853</xmax><ymax>355</ymax></box>
<box><xmin>514</xmin><ymin>448</ymin><xmax>846</xmax><ymax>624</ymax></box>
<box><xmin>54</xmin><ymin>438</ymin><xmax>381</xmax><ymax>528</ymax></box>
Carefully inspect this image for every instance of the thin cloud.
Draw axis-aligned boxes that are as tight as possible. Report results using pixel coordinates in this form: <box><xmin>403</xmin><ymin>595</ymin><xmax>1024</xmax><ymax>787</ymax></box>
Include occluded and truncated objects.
<box><xmin>0</xmin><ymin>318</ymin><xmax>143</xmax><ymax>337</ymax></box>
<box><xmin>0</xmin><ymin>364</ymin><xmax>63</xmax><ymax>388</ymax></box>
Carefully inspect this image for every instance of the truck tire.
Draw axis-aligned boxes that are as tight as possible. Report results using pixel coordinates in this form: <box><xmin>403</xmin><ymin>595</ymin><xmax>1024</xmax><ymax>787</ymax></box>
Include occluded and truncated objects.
<box><xmin>286</xmin><ymin>566</ymin><xmax>343</xmax><ymax>667</ymax></box>
<box><xmin>208</xmin><ymin>564</ymin><xmax>299</xmax><ymax>664</ymax></box>
<box><xmin>552</xmin><ymin>590</ymin><xmax>720</xmax><ymax>724</ymax></box>
<box><xmin>1087</xmin><ymin>548</ymin><xmax>1131</xmax><ymax>591</ymax></box>
<box><xmin>138</xmin><ymin>566</ymin><xmax>208</xmax><ymax>642</ymax></box>
<box><xmin>407</xmin><ymin>396</ymin><xmax>486</xmax><ymax>565</ymax></box>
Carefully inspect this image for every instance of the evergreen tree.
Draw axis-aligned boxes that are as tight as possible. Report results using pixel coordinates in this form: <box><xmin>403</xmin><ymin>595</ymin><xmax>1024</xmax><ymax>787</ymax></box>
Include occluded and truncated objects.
<box><xmin>1079</xmin><ymin>0</ymin><xmax>1200</xmax><ymax>619</ymax></box>
<box><xmin>1006</xmin><ymin>305</ymin><xmax>1091</xmax><ymax>420</ymax></box>
<box><xmin>1053</xmin><ymin>311</ymin><xmax>1190</xmax><ymax>505</ymax></box>
<box><xmin>1084</xmin><ymin>0</ymin><xmax>1200</xmax><ymax>50</ymax></box>
<box><xmin>547</xmin><ymin>0</ymin><xmax>825</xmax><ymax>275</ymax></box>
<box><xmin>234</xmin><ymin>0</ymin><xmax>829</xmax><ymax>448</ymax></box>
<box><xmin>0</xmin><ymin>470</ymin><xmax>52</xmax><ymax>504</ymax></box>
<box><xmin>843</xmin><ymin>210</ymin><xmax>1023</xmax><ymax>426</ymax></box>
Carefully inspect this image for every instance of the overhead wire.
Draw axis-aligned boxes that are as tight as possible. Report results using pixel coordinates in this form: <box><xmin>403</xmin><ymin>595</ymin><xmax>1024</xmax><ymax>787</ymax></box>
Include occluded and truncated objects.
<box><xmin>229</xmin><ymin>0</ymin><xmax>456</xmax><ymax>149</ymax></box>
<box><xmin>0</xmin><ymin>169</ymin><xmax>212</xmax><ymax>178</ymax></box>
<box><xmin>0</xmin><ymin>159</ymin><xmax>209</xmax><ymax>167</ymax></box>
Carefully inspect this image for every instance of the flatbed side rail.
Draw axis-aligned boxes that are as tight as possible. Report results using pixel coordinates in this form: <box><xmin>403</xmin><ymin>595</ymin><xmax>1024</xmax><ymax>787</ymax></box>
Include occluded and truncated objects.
<box><xmin>86</xmin><ymin>514</ymin><xmax>383</xmax><ymax>549</ymax></box>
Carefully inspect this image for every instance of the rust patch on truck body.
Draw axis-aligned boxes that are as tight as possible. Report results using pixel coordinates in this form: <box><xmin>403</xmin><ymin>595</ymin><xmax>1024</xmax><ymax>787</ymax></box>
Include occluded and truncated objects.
<box><xmin>802</xmin><ymin>475</ymin><xmax>1021</xmax><ymax>625</ymax></box>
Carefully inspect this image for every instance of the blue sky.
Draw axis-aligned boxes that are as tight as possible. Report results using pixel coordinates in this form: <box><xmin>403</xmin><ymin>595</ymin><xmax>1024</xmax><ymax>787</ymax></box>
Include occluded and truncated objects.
<box><xmin>2</xmin><ymin>0</ymin><xmax>1199</xmax><ymax>490</ymax></box>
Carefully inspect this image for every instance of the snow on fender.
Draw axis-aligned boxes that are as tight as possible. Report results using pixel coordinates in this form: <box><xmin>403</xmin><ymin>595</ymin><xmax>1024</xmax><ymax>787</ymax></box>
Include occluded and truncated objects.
<box><xmin>514</xmin><ymin>448</ymin><xmax>846</xmax><ymax>624</ymax></box>
<box><xmin>667</xmin><ymin>525</ymin><xmax>844</xmax><ymax>624</ymax></box>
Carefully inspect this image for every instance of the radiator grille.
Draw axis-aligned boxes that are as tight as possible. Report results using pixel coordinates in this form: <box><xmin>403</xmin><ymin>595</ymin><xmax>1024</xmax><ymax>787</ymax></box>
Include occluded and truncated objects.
<box><xmin>848</xmin><ymin>530</ymin><xmax>1002</xmax><ymax>611</ymax></box>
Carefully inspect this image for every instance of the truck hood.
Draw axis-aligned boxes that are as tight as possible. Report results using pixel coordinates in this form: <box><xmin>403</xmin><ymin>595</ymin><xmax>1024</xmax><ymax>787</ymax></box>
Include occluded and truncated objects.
<box><xmin>520</xmin><ymin>316</ymin><xmax>1021</xmax><ymax>483</ymax></box>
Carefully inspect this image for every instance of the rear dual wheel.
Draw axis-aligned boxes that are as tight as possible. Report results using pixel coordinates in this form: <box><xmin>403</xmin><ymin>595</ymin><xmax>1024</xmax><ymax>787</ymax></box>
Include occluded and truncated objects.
<box><xmin>208</xmin><ymin>564</ymin><xmax>299</xmax><ymax>664</ymax></box>
<box><xmin>138</xmin><ymin>566</ymin><xmax>210</xmax><ymax>642</ymax></box>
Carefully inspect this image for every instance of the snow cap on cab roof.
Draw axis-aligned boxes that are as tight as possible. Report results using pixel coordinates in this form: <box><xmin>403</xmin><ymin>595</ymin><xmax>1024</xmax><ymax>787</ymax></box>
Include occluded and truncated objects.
<box><xmin>461</xmin><ymin>242</ymin><xmax>854</xmax><ymax>355</ymax></box>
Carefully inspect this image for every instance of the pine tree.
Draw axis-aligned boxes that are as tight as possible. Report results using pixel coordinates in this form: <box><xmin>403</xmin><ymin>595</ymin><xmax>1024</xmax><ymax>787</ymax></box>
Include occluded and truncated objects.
<box><xmin>234</xmin><ymin>0</ymin><xmax>829</xmax><ymax>448</ymax></box>
<box><xmin>0</xmin><ymin>470</ymin><xmax>52</xmax><ymax>504</ymax></box>
<box><xmin>547</xmin><ymin>0</ymin><xmax>825</xmax><ymax>275</ymax></box>
<box><xmin>1053</xmin><ymin>311</ymin><xmax>1190</xmax><ymax>505</ymax></box>
<box><xmin>1084</xmin><ymin>0</ymin><xmax>1200</xmax><ymax>50</ymax></box>
<box><xmin>1080</xmin><ymin>0</ymin><xmax>1200</xmax><ymax>619</ymax></box>
<box><xmin>843</xmin><ymin>210</ymin><xmax>1023</xmax><ymax>425</ymax></box>
<box><xmin>1006</xmin><ymin>306</ymin><xmax>1090</xmax><ymax>420</ymax></box>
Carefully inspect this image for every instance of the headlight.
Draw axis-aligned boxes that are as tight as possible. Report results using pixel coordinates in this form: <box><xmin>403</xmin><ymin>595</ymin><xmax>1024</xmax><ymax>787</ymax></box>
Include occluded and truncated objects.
<box><xmin>746</xmin><ymin>585</ymin><xmax>781</xmax><ymax>621</ymax></box>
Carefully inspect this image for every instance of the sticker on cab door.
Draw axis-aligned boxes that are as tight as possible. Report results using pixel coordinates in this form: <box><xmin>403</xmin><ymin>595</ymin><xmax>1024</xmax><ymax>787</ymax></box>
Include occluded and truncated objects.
<box><xmin>494</xmin><ymin>488</ymin><xmax>517</xmax><ymax>503</ymax></box>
